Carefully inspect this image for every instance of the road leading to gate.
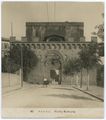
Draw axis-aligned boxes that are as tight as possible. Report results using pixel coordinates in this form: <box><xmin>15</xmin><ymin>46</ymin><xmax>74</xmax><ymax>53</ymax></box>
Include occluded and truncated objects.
<box><xmin>2</xmin><ymin>85</ymin><xmax>103</xmax><ymax>108</ymax></box>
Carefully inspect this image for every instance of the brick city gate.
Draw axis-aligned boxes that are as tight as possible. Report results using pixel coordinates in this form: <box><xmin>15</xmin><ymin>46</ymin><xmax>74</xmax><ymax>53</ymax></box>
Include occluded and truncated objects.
<box><xmin>10</xmin><ymin>41</ymin><xmax>97</xmax><ymax>85</ymax></box>
<box><xmin>9</xmin><ymin>22</ymin><xmax>97</xmax><ymax>85</ymax></box>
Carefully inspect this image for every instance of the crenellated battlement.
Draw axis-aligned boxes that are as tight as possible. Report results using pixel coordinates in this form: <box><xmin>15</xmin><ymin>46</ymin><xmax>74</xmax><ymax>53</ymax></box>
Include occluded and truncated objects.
<box><xmin>10</xmin><ymin>42</ymin><xmax>90</xmax><ymax>50</ymax></box>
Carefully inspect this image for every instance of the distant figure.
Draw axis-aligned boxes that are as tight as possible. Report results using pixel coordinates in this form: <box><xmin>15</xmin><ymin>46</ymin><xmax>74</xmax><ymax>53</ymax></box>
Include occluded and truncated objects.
<box><xmin>43</xmin><ymin>78</ymin><xmax>49</xmax><ymax>87</ymax></box>
<box><xmin>55</xmin><ymin>69</ymin><xmax>60</xmax><ymax>82</ymax></box>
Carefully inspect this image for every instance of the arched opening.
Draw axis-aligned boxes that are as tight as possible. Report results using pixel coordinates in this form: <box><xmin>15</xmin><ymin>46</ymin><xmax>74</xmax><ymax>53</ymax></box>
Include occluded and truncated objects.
<box><xmin>44</xmin><ymin>35</ymin><xmax>65</xmax><ymax>42</ymax></box>
<box><xmin>44</xmin><ymin>51</ymin><xmax>63</xmax><ymax>84</ymax></box>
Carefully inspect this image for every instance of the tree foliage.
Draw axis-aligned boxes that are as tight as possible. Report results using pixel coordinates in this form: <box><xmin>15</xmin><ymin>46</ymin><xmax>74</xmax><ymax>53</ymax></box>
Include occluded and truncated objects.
<box><xmin>92</xmin><ymin>13</ymin><xmax>104</xmax><ymax>41</ymax></box>
<box><xmin>79</xmin><ymin>42</ymin><xmax>101</xmax><ymax>90</ymax></box>
<box><xmin>2</xmin><ymin>55</ymin><xmax>20</xmax><ymax>73</ymax></box>
<box><xmin>2</xmin><ymin>45</ymin><xmax>38</xmax><ymax>80</ymax></box>
<box><xmin>63</xmin><ymin>57</ymin><xmax>81</xmax><ymax>76</ymax></box>
<box><xmin>79</xmin><ymin>42</ymin><xmax>100</xmax><ymax>70</ymax></box>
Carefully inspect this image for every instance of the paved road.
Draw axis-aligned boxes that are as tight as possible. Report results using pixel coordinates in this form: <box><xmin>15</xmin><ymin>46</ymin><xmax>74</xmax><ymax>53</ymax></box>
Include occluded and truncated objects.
<box><xmin>2</xmin><ymin>85</ymin><xmax>103</xmax><ymax>108</ymax></box>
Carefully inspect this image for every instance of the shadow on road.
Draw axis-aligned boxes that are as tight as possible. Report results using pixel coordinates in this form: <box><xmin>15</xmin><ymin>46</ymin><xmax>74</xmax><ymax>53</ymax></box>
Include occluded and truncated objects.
<box><xmin>46</xmin><ymin>94</ymin><xmax>95</xmax><ymax>101</ymax></box>
<box><xmin>52</xmin><ymin>87</ymin><xmax>74</xmax><ymax>91</ymax></box>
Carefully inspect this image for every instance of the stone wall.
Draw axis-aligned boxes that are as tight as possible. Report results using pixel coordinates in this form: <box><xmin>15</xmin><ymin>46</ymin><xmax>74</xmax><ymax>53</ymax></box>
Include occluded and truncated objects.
<box><xmin>10</xmin><ymin>42</ymin><xmax>97</xmax><ymax>85</ymax></box>
<box><xmin>2</xmin><ymin>70</ymin><xmax>22</xmax><ymax>93</ymax></box>
<box><xmin>26</xmin><ymin>22</ymin><xmax>84</xmax><ymax>42</ymax></box>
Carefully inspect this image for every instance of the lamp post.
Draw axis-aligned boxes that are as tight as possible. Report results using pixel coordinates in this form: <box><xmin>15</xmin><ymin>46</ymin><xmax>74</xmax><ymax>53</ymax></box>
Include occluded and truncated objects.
<box><xmin>21</xmin><ymin>45</ymin><xmax>23</xmax><ymax>87</ymax></box>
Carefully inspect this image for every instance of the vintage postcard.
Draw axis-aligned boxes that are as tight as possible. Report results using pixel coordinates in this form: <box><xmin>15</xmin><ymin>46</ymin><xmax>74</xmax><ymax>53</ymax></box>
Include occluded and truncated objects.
<box><xmin>1</xmin><ymin>1</ymin><xmax>104</xmax><ymax>119</ymax></box>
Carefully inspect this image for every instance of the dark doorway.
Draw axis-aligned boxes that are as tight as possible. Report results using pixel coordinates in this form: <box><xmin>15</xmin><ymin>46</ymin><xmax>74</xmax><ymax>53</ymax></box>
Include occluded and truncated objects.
<box><xmin>45</xmin><ymin>51</ymin><xmax>63</xmax><ymax>85</ymax></box>
<box><xmin>50</xmin><ymin>70</ymin><xmax>56</xmax><ymax>80</ymax></box>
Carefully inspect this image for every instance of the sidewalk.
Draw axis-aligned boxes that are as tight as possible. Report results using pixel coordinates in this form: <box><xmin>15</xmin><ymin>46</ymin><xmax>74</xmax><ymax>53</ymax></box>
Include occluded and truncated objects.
<box><xmin>2</xmin><ymin>82</ymin><xmax>36</xmax><ymax>96</ymax></box>
<box><xmin>73</xmin><ymin>85</ymin><xmax>104</xmax><ymax>101</ymax></box>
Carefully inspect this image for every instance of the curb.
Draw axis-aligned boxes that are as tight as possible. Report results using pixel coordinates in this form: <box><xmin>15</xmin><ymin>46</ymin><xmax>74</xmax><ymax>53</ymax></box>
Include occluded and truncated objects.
<box><xmin>73</xmin><ymin>86</ymin><xmax>104</xmax><ymax>102</ymax></box>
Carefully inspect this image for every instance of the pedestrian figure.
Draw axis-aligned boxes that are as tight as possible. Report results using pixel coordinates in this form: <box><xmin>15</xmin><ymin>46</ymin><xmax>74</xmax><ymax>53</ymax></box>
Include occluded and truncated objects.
<box><xmin>43</xmin><ymin>77</ymin><xmax>48</xmax><ymax>87</ymax></box>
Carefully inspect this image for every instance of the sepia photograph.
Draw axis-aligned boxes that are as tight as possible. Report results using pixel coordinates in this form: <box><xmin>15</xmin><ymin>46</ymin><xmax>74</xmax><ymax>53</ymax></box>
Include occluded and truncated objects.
<box><xmin>1</xmin><ymin>1</ymin><xmax>104</xmax><ymax>119</ymax></box>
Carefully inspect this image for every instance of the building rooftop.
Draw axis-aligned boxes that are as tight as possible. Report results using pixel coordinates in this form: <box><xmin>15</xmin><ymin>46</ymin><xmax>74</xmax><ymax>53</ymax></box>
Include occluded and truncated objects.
<box><xmin>2</xmin><ymin>37</ymin><xmax>10</xmax><ymax>42</ymax></box>
<box><xmin>26</xmin><ymin>22</ymin><xmax>84</xmax><ymax>26</ymax></box>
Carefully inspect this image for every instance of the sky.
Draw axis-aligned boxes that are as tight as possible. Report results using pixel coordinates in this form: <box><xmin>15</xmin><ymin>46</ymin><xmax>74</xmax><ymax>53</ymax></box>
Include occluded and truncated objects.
<box><xmin>1</xmin><ymin>2</ymin><xmax>104</xmax><ymax>41</ymax></box>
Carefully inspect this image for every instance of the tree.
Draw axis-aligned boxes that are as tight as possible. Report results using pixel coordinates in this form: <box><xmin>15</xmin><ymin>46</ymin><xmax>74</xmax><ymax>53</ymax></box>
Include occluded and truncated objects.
<box><xmin>9</xmin><ymin>45</ymin><xmax>38</xmax><ymax>80</ymax></box>
<box><xmin>73</xmin><ymin>58</ymin><xmax>82</xmax><ymax>86</ymax></box>
<box><xmin>2</xmin><ymin>55</ymin><xmax>20</xmax><ymax>73</ymax></box>
<box><xmin>79</xmin><ymin>42</ymin><xmax>100</xmax><ymax>90</ymax></box>
<box><xmin>92</xmin><ymin>13</ymin><xmax>104</xmax><ymax>41</ymax></box>
<box><xmin>63</xmin><ymin>59</ymin><xmax>73</xmax><ymax>76</ymax></box>
<box><xmin>63</xmin><ymin>58</ymin><xmax>81</xmax><ymax>86</ymax></box>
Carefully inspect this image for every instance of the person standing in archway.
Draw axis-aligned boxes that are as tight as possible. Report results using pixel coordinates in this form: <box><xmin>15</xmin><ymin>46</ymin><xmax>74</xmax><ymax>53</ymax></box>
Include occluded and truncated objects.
<box><xmin>55</xmin><ymin>69</ymin><xmax>60</xmax><ymax>84</ymax></box>
<box><xmin>43</xmin><ymin>77</ymin><xmax>48</xmax><ymax>87</ymax></box>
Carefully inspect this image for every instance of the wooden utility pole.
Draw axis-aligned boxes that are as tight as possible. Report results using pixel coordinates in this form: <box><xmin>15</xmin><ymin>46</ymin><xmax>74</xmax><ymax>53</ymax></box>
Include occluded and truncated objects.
<box><xmin>11</xmin><ymin>22</ymin><xmax>13</xmax><ymax>37</ymax></box>
<box><xmin>21</xmin><ymin>45</ymin><xmax>23</xmax><ymax>87</ymax></box>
